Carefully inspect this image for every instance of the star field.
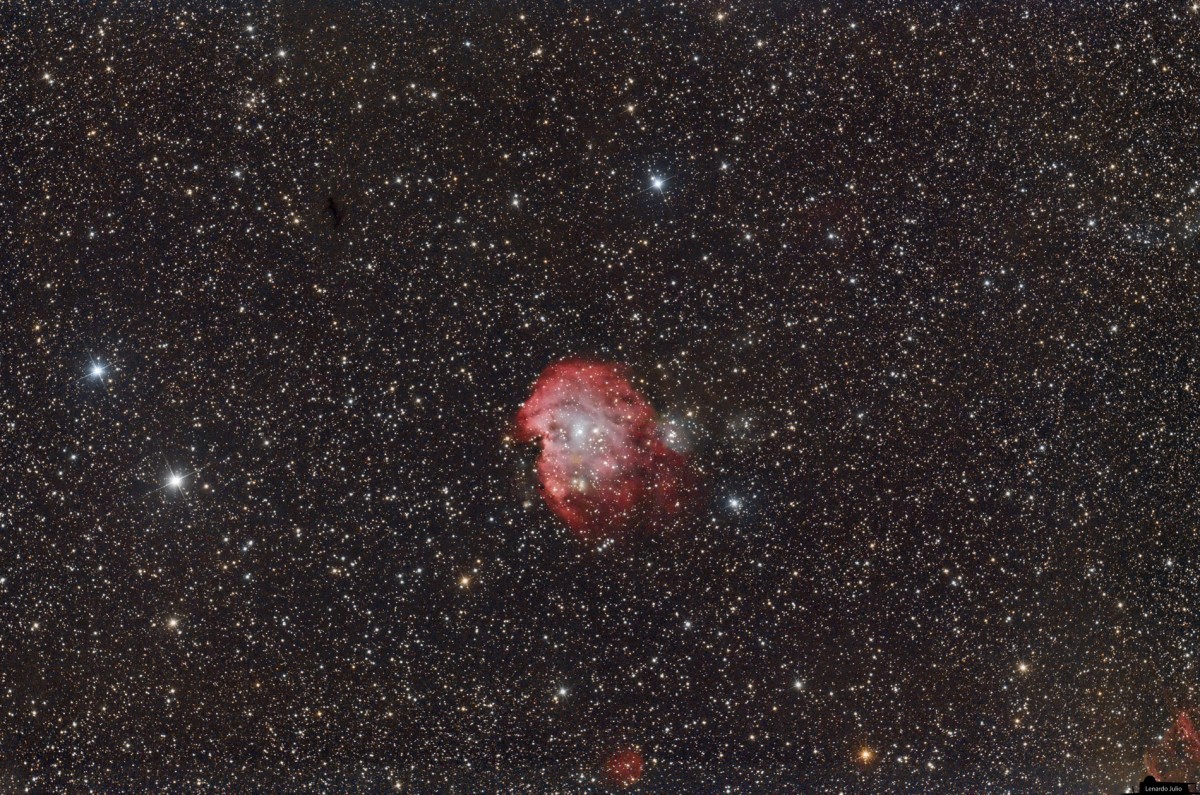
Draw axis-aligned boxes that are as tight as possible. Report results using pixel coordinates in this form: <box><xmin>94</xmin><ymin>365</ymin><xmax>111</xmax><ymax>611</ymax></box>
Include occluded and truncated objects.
<box><xmin>5</xmin><ymin>2</ymin><xmax>1200</xmax><ymax>793</ymax></box>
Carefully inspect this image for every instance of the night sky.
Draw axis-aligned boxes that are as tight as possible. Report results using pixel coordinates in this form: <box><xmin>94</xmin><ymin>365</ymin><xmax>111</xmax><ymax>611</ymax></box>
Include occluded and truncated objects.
<box><xmin>5</xmin><ymin>2</ymin><xmax>1200</xmax><ymax>793</ymax></box>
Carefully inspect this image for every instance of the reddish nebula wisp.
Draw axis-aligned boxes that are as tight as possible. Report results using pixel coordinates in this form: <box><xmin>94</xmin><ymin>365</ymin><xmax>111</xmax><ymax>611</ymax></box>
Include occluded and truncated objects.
<box><xmin>1146</xmin><ymin>708</ymin><xmax>1200</xmax><ymax>781</ymax></box>
<box><xmin>604</xmin><ymin>748</ymin><xmax>645</xmax><ymax>787</ymax></box>
<box><xmin>515</xmin><ymin>360</ymin><xmax>689</xmax><ymax>540</ymax></box>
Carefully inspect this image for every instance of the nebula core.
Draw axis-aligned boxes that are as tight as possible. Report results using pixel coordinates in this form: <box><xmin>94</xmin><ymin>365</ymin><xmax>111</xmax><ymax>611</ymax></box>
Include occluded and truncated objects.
<box><xmin>515</xmin><ymin>360</ymin><xmax>689</xmax><ymax>540</ymax></box>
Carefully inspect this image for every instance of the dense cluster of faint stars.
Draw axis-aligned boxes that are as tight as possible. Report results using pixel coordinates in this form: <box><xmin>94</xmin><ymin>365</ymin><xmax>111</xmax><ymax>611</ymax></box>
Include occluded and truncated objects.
<box><xmin>5</xmin><ymin>2</ymin><xmax>1200</xmax><ymax>793</ymax></box>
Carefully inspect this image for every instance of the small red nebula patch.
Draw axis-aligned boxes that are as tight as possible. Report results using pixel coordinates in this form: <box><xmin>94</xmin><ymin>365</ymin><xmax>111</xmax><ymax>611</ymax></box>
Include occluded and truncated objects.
<box><xmin>1146</xmin><ymin>708</ymin><xmax>1200</xmax><ymax>781</ymax></box>
<box><xmin>605</xmin><ymin>748</ymin><xmax>644</xmax><ymax>787</ymax></box>
<box><xmin>515</xmin><ymin>360</ymin><xmax>690</xmax><ymax>540</ymax></box>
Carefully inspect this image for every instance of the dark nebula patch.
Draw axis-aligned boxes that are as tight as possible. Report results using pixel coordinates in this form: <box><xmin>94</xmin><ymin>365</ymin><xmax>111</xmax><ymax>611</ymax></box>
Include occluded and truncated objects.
<box><xmin>325</xmin><ymin>196</ymin><xmax>344</xmax><ymax>228</ymax></box>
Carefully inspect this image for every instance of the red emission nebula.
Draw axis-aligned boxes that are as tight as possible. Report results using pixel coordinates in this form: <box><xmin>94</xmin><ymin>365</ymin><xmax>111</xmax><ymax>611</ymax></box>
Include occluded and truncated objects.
<box><xmin>1146</xmin><ymin>707</ymin><xmax>1200</xmax><ymax>782</ymax></box>
<box><xmin>605</xmin><ymin>748</ymin><xmax>645</xmax><ymax>787</ymax></box>
<box><xmin>515</xmin><ymin>360</ymin><xmax>691</xmax><ymax>540</ymax></box>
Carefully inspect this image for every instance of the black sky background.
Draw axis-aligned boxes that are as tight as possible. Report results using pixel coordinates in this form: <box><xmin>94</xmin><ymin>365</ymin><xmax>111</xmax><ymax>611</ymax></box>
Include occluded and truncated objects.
<box><xmin>4</xmin><ymin>1</ymin><xmax>1200</xmax><ymax>792</ymax></box>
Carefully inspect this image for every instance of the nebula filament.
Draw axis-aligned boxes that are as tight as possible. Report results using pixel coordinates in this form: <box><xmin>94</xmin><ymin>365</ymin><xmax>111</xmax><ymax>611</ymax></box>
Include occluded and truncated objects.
<box><xmin>1146</xmin><ymin>708</ymin><xmax>1200</xmax><ymax>782</ymax></box>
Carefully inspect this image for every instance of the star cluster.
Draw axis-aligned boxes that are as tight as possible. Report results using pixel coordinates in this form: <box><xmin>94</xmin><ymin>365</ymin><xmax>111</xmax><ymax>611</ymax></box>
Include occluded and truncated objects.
<box><xmin>4</xmin><ymin>2</ymin><xmax>1200</xmax><ymax>792</ymax></box>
